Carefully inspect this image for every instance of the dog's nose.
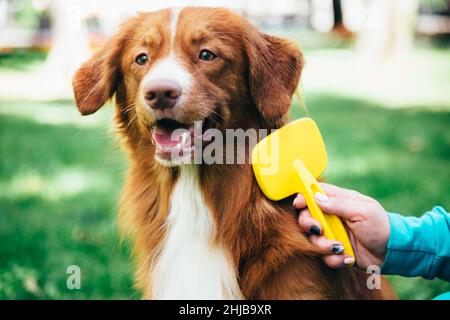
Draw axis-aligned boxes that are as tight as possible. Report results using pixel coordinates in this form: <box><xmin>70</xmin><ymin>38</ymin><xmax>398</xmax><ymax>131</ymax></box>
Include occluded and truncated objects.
<box><xmin>144</xmin><ymin>80</ymin><xmax>182</xmax><ymax>110</ymax></box>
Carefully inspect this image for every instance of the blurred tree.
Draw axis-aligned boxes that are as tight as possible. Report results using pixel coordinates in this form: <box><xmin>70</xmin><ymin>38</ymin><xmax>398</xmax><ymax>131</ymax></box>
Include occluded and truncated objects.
<box><xmin>13</xmin><ymin>0</ymin><xmax>39</xmax><ymax>29</ymax></box>
<box><xmin>332</xmin><ymin>0</ymin><xmax>352</xmax><ymax>37</ymax></box>
<box><xmin>420</xmin><ymin>0</ymin><xmax>448</xmax><ymax>13</ymax></box>
<box><xmin>332</xmin><ymin>0</ymin><xmax>343</xmax><ymax>28</ymax></box>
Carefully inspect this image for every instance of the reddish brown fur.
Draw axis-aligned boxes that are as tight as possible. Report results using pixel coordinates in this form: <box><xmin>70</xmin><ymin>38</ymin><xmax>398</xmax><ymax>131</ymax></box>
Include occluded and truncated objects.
<box><xmin>72</xmin><ymin>7</ymin><xmax>396</xmax><ymax>299</ymax></box>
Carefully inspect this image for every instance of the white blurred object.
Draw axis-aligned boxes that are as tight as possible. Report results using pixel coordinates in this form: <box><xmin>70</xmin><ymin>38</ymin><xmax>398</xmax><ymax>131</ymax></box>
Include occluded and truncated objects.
<box><xmin>32</xmin><ymin>0</ymin><xmax>50</xmax><ymax>12</ymax></box>
<box><xmin>417</xmin><ymin>15</ymin><xmax>450</xmax><ymax>35</ymax></box>
<box><xmin>341</xmin><ymin>0</ymin><xmax>365</xmax><ymax>32</ymax></box>
<box><xmin>311</xmin><ymin>0</ymin><xmax>334</xmax><ymax>32</ymax></box>
<box><xmin>356</xmin><ymin>0</ymin><xmax>419</xmax><ymax>64</ymax></box>
<box><xmin>0</xmin><ymin>0</ymin><xmax>9</xmax><ymax>27</ymax></box>
<box><xmin>246</xmin><ymin>0</ymin><xmax>300</xmax><ymax>17</ymax></box>
<box><xmin>43</xmin><ymin>0</ymin><xmax>91</xmax><ymax>97</ymax></box>
<box><xmin>89</xmin><ymin>0</ymin><xmax>247</xmax><ymax>36</ymax></box>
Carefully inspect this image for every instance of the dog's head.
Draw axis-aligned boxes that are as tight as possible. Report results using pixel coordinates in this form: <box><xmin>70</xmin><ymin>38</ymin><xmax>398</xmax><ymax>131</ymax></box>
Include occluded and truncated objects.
<box><xmin>73</xmin><ymin>7</ymin><xmax>303</xmax><ymax>166</ymax></box>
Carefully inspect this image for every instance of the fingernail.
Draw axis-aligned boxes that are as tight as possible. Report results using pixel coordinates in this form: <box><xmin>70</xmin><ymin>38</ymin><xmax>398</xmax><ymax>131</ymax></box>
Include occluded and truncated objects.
<box><xmin>332</xmin><ymin>244</ymin><xmax>344</xmax><ymax>254</ymax></box>
<box><xmin>309</xmin><ymin>225</ymin><xmax>321</xmax><ymax>236</ymax></box>
<box><xmin>292</xmin><ymin>197</ymin><xmax>297</xmax><ymax>207</ymax></box>
<box><xmin>315</xmin><ymin>192</ymin><xmax>328</xmax><ymax>202</ymax></box>
<box><xmin>344</xmin><ymin>256</ymin><xmax>355</xmax><ymax>265</ymax></box>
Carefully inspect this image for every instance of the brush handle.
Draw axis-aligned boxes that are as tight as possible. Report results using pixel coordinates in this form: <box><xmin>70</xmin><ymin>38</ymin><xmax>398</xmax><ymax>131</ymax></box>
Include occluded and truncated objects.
<box><xmin>293</xmin><ymin>160</ymin><xmax>355</xmax><ymax>262</ymax></box>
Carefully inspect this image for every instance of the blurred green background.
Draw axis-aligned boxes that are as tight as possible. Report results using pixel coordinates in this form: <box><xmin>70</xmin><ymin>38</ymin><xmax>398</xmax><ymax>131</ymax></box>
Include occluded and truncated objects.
<box><xmin>0</xmin><ymin>0</ymin><xmax>449</xmax><ymax>300</ymax></box>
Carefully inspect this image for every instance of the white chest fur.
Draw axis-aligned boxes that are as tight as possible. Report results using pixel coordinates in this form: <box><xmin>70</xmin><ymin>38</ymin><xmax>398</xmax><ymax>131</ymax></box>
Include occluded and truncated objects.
<box><xmin>151</xmin><ymin>166</ymin><xmax>242</xmax><ymax>299</ymax></box>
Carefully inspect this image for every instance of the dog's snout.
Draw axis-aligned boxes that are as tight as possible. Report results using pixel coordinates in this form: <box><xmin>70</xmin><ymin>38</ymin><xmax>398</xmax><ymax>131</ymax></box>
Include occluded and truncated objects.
<box><xmin>144</xmin><ymin>79</ymin><xmax>182</xmax><ymax>110</ymax></box>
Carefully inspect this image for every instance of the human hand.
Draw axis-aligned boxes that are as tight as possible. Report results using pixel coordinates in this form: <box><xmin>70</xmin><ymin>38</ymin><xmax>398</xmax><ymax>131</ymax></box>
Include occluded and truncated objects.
<box><xmin>293</xmin><ymin>183</ymin><xmax>390</xmax><ymax>270</ymax></box>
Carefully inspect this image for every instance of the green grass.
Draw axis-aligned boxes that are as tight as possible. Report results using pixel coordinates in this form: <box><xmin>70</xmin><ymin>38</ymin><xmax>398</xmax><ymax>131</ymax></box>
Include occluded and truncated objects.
<box><xmin>0</xmin><ymin>50</ymin><xmax>46</xmax><ymax>72</ymax></box>
<box><xmin>0</xmin><ymin>100</ymin><xmax>136</xmax><ymax>299</ymax></box>
<box><xmin>0</xmin><ymin>95</ymin><xmax>448</xmax><ymax>299</ymax></box>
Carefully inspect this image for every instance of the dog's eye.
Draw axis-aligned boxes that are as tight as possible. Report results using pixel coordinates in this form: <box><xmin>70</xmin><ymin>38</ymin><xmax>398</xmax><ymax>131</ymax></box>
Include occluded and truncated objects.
<box><xmin>199</xmin><ymin>49</ymin><xmax>216</xmax><ymax>61</ymax></box>
<box><xmin>135</xmin><ymin>53</ymin><xmax>149</xmax><ymax>66</ymax></box>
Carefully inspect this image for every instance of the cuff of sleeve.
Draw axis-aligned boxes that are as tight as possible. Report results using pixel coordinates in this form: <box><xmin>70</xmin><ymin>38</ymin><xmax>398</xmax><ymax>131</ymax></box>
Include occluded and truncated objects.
<box><xmin>380</xmin><ymin>212</ymin><xmax>436</xmax><ymax>279</ymax></box>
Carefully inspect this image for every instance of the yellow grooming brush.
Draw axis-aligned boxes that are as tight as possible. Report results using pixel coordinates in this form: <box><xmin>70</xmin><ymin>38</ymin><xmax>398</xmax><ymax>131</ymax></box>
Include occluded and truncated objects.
<box><xmin>251</xmin><ymin>118</ymin><xmax>355</xmax><ymax>261</ymax></box>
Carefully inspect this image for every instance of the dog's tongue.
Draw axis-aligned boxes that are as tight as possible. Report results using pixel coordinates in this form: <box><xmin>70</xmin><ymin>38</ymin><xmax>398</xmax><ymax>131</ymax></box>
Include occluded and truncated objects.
<box><xmin>152</xmin><ymin>127</ymin><xmax>184</xmax><ymax>147</ymax></box>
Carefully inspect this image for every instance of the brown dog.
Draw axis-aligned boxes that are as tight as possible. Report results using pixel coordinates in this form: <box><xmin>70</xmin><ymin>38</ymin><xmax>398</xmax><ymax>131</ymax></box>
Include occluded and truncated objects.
<box><xmin>73</xmin><ymin>7</ymin><xmax>395</xmax><ymax>299</ymax></box>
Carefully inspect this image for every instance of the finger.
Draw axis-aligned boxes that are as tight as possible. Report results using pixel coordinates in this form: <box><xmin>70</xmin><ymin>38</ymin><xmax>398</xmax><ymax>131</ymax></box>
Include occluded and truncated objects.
<box><xmin>293</xmin><ymin>193</ymin><xmax>306</xmax><ymax>209</ymax></box>
<box><xmin>314</xmin><ymin>193</ymin><xmax>365</xmax><ymax>221</ymax></box>
<box><xmin>323</xmin><ymin>254</ymin><xmax>355</xmax><ymax>269</ymax></box>
<box><xmin>309</xmin><ymin>234</ymin><xmax>345</xmax><ymax>255</ymax></box>
<box><xmin>298</xmin><ymin>209</ymin><xmax>322</xmax><ymax>235</ymax></box>
<box><xmin>319</xmin><ymin>182</ymin><xmax>373</xmax><ymax>201</ymax></box>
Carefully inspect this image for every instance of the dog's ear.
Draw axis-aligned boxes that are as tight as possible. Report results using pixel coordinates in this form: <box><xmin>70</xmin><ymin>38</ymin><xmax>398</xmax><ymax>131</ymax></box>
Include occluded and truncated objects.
<box><xmin>72</xmin><ymin>29</ymin><xmax>128</xmax><ymax>115</ymax></box>
<box><xmin>244</xmin><ymin>31</ymin><xmax>304</xmax><ymax>124</ymax></box>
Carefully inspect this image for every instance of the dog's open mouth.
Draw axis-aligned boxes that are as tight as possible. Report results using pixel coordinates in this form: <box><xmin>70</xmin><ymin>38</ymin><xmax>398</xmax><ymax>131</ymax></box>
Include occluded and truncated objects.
<box><xmin>151</xmin><ymin>117</ymin><xmax>217</xmax><ymax>162</ymax></box>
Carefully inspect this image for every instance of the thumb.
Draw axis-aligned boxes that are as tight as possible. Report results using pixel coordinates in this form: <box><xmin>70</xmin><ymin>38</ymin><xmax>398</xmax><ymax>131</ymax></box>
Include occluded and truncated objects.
<box><xmin>314</xmin><ymin>192</ymin><xmax>362</xmax><ymax>221</ymax></box>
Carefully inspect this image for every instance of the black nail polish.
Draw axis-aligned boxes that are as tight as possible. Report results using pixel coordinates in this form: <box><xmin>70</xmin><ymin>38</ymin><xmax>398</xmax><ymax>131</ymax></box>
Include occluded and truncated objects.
<box><xmin>332</xmin><ymin>244</ymin><xmax>344</xmax><ymax>254</ymax></box>
<box><xmin>309</xmin><ymin>225</ymin><xmax>320</xmax><ymax>236</ymax></box>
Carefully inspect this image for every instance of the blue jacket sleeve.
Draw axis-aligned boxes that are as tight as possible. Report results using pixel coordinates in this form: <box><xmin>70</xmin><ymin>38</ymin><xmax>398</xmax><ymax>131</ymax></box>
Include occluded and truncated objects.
<box><xmin>380</xmin><ymin>206</ymin><xmax>450</xmax><ymax>281</ymax></box>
